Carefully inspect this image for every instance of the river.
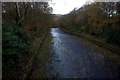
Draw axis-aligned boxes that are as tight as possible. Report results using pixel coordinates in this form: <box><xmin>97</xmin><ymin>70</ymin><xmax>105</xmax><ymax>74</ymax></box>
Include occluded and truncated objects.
<box><xmin>48</xmin><ymin>28</ymin><xmax>119</xmax><ymax>78</ymax></box>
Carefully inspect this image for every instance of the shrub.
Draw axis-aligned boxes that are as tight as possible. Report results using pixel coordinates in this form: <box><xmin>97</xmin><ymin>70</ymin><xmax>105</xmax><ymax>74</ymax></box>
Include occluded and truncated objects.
<box><xmin>105</xmin><ymin>28</ymin><xmax>120</xmax><ymax>45</ymax></box>
<box><xmin>2</xmin><ymin>21</ymin><xmax>31</xmax><ymax>77</ymax></box>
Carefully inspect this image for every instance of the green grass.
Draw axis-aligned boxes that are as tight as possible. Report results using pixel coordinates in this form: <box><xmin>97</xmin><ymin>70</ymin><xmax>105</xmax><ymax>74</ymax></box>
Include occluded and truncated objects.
<box><xmin>27</xmin><ymin>31</ymin><xmax>52</xmax><ymax>78</ymax></box>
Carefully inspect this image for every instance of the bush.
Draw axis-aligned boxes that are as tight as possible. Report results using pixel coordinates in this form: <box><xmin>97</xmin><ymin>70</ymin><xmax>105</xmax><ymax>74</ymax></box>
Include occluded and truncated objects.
<box><xmin>105</xmin><ymin>28</ymin><xmax>120</xmax><ymax>45</ymax></box>
<box><xmin>2</xmin><ymin>21</ymin><xmax>31</xmax><ymax>77</ymax></box>
<box><xmin>70</xmin><ymin>28</ymin><xmax>78</xmax><ymax>33</ymax></box>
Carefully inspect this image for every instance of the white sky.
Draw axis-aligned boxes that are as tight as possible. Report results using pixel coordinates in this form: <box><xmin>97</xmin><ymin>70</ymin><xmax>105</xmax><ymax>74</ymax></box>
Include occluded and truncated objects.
<box><xmin>49</xmin><ymin>0</ymin><xmax>87</xmax><ymax>15</ymax></box>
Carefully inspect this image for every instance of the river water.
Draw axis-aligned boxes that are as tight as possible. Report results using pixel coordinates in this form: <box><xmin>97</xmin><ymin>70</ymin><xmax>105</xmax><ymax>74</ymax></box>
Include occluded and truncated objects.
<box><xmin>48</xmin><ymin>28</ymin><xmax>119</xmax><ymax>78</ymax></box>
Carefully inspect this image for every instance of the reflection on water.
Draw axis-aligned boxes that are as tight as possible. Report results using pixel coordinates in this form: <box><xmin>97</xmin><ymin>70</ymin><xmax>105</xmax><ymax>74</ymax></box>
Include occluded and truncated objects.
<box><xmin>49</xmin><ymin>28</ymin><xmax>119</xmax><ymax>78</ymax></box>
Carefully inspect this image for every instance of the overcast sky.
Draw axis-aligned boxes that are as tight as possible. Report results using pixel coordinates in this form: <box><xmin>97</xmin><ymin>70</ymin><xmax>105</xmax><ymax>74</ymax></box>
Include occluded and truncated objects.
<box><xmin>49</xmin><ymin>0</ymin><xmax>87</xmax><ymax>14</ymax></box>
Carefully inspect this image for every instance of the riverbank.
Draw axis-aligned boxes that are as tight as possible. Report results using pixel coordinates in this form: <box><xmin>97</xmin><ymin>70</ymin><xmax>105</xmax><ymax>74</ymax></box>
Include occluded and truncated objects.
<box><xmin>23</xmin><ymin>30</ymin><xmax>49</xmax><ymax>79</ymax></box>
<box><xmin>26</xmin><ymin>30</ymin><xmax>53</xmax><ymax>79</ymax></box>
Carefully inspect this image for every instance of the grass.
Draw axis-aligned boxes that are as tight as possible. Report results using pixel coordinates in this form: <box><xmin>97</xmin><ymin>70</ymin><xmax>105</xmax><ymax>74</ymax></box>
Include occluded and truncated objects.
<box><xmin>22</xmin><ymin>29</ymin><xmax>50</xmax><ymax>79</ymax></box>
<box><xmin>26</xmin><ymin>31</ymin><xmax>52</xmax><ymax>78</ymax></box>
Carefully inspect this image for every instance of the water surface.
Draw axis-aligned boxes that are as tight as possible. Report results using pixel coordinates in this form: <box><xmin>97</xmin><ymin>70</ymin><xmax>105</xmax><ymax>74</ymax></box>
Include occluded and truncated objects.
<box><xmin>48</xmin><ymin>28</ymin><xmax>119</xmax><ymax>78</ymax></box>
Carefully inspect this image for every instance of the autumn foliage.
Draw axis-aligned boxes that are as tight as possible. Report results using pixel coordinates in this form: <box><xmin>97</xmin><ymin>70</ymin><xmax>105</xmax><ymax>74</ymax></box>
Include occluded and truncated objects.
<box><xmin>58</xmin><ymin>2</ymin><xmax>120</xmax><ymax>45</ymax></box>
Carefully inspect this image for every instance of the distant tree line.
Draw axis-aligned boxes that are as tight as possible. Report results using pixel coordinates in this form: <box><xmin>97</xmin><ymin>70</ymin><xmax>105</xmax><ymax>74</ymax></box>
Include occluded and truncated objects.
<box><xmin>58</xmin><ymin>2</ymin><xmax>120</xmax><ymax>46</ymax></box>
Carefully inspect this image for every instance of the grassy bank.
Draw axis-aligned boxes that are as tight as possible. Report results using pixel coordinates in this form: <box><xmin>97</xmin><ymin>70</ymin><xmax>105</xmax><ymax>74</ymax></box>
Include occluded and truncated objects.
<box><xmin>26</xmin><ymin>30</ymin><xmax>52</xmax><ymax>79</ymax></box>
<box><xmin>22</xmin><ymin>29</ymin><xmax>49</xmax><ymax>80</ymax></box>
